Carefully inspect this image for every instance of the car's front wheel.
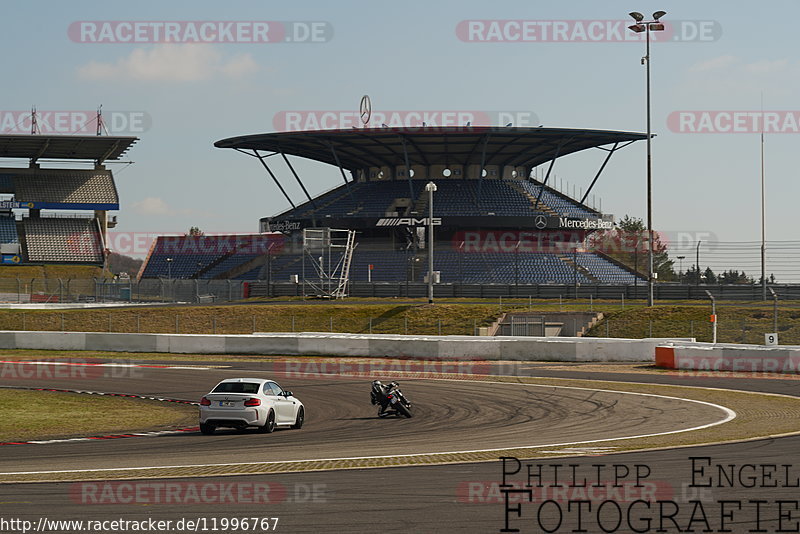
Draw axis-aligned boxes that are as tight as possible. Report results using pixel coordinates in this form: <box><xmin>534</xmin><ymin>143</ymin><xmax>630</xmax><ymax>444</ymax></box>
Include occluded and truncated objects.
<box><xmin>259</xmin><ymin>410</ymin><xmax>276</xmax><ymax>433</ymax></box>
<box><xmin>291</xmin><ymin>407</ymin><xmax>304</xmax><ymax>429</ymax></box>
<box><xmin>199</xmin><ymin>422</ymin><xmax>215</xmax><ymax>435</ymax></box>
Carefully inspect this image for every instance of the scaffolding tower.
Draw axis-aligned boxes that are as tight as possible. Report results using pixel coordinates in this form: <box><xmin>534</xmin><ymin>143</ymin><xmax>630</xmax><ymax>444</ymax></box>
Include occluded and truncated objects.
<box><xmin>302</xmin><ymin>228</ymin><xmax>357</xmax><ymax>299</ymax></box>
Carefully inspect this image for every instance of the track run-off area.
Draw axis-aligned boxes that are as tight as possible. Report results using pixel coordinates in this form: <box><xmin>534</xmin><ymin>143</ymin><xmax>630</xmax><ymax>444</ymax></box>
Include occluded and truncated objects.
<box><xmin>3</xmin><ymin>356</ymin><xmax>800</xmax><ymax>533</ymax></box>
<box><xmin>1</xmin><ymin>358</ymin><xmax>800</xmax><ymax>483</ymax></box>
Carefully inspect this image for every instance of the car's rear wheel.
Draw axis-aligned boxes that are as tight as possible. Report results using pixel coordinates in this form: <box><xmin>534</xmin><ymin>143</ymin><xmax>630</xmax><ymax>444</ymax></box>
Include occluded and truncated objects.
<box><xmin>199</xmin><ymin>422</ymin><xmax>215</xmax><ymax>435</ymax></box>
<box><xmin>291</xmin><ymin>407</ymin><xmax>304</xmax><ymax>429</ymax></box>
<box><xmin>259</xmin><ymin>410</ymin><xmax>276</xmax><ymax>433</ymax></box>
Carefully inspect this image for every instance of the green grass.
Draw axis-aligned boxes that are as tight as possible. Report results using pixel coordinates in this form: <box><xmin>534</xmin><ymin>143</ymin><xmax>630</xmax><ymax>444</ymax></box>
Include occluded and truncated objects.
<box><xmin>0</xmin><ymin>303</ymin><xmax>516</xmax><ymax>336</ymax></box>
<box><xmin>0</xmin><ymin>298</ymin><xmax>798</xmax><ymax>344</ymax></box>
<box><xmin>0</xmin><ymin>389</ymin><xmax>196</xmax><ymax>441</ymax></box>
<box><xmin>587</xmin><ymin>304</ymin><xmax>800</xmax><ymax>344</ymax></box>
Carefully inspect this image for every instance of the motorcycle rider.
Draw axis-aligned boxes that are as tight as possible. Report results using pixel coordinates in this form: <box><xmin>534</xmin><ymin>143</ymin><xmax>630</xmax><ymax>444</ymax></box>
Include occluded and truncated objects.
<box><xmin>370</xmin><ymin>380</ymin><xmax>410</xmax><ymax>417</ymax></box>
<box><xmin>370</xmin><ymin>380</ymin><xmax>391</xmax><ymax>416</ymax></box>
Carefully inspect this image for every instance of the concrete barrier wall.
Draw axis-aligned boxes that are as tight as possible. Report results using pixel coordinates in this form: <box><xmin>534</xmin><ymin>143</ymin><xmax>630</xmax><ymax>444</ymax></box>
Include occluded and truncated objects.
<box><xmin>656</xmin><ymin>343</ymin><xmax>800</xmax><ymax>373</ymax></box>
<box><xmin>0</xmin><ymin>330</ymin><xmax>692</xmax><ymax>362</ymax></box>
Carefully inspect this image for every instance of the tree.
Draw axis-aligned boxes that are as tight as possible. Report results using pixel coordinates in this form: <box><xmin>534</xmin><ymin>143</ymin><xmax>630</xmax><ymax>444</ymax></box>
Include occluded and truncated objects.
<box><xmin>703</xmin><ymin>267</ymin><xmax>717</xmax><ymax>285</ymax></box>
<box><xmin>186</xmin><ymin>226</ymin><xmax>204</xmax><ymax>236</ymax></box>
<box><xmin>719</xmin><ymin>269</ymin><xmax>752</xmax><ymax>284</ymax></box>
<box><xmin>107</xmin><ymin>252</ymin><xmax>144</xmax><ymax>276</ymax></box>
<box><xmin>684</xmin><ymin>265</ymin><xmax>702</xmax><ymax>285</ymax></box>
<box><xmin>587</xmin><ymin>215</ymin><xmax>676</xmax><ymax>281</ymax></box>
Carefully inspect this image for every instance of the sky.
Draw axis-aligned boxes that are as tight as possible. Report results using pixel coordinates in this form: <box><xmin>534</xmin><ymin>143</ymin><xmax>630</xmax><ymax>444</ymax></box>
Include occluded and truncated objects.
<box><xmin>3</xmin><ymin>1</ymin><xmax>799</xmax><ymax>278</ymax></box>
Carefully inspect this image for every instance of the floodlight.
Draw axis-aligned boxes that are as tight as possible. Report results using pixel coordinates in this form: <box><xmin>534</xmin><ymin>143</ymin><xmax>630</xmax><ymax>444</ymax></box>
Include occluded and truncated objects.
<box><xmin>653</xmin><ymin>11</ymin><xmax>666</xmax><ymax>20</ymax></box>
<box><xmin>628</xmin><ymin>24</ymin><xmax>646</xmax><ymax>33</ymax></box>
<box><xmin>629</xmin><ymin>12</ymin><xmax>644</xmax><ymax>22</ymax></box>
<box><xmin>649</xmin><ymin>23</ymin><xmax>665</xmax><ymax>31</ymax></box>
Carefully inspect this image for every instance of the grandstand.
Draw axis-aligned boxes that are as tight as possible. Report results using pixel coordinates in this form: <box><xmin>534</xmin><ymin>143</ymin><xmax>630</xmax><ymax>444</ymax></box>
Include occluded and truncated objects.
<box><xmin>139</xmin><ymin>126</ymin><xmax>647</xmax><ymax>286</ymax></box>
<box><xmin>0</xmin><ymin>133</ymin><xmax>136</xmax><ymax>267</ymax></box>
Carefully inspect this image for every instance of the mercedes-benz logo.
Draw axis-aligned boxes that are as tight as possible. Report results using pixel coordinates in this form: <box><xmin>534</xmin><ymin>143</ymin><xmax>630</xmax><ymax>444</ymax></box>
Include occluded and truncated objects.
<box><xmin>534</xmin><ymin>215</ymin><xmax>548</xmax><ymax>229</ymax></box>
<box><xmin>359</xmin><ymin>95</ymin><xmax>372</xmax><ymax>126</ymax></box>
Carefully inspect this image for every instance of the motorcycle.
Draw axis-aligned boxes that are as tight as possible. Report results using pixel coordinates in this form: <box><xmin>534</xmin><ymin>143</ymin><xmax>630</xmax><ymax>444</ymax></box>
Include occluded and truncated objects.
<box><xmin>371</xmin><ymin>380</ymin><xmax>412</xmax><ymax>418</ymax></box>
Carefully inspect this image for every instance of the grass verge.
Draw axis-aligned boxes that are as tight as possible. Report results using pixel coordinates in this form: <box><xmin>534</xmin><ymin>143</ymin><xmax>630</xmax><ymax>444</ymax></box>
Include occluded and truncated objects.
<box><xmin>0</xmin><ymin>389</ymin><xmax>196</xmax><ymax>442</ymax></box>
<box><xmin>1</xmin><ymin>300</ymin><xmax>800</xmax><ymax>343</ymax></box>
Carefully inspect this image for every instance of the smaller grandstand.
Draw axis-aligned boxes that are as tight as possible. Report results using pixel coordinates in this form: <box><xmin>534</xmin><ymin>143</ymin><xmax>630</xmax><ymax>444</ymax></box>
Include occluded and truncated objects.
<box><xmin>0</xmin><ymin>133</ymin><xmax>136</xmax><ymax>267</ymax></box>
<box><xmin>23</xmin><ymin>218</ymin><xmax>104</xmax><ymax>263</ymax></box>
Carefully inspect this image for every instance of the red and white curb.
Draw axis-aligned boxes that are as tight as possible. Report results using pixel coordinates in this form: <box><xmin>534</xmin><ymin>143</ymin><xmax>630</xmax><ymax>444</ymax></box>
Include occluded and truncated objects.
<box><xmin>0</xmin><ymin>386</ymin><xmax>199</xmax><ymax>446</ymax></box>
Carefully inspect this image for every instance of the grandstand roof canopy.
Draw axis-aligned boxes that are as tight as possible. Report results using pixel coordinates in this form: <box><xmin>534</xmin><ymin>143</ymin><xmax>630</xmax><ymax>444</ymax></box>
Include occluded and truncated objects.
<box><xmin>214</xmin><ymin>127</ymin><xmax>647</xmax><ymax>170</ymax></box>
<box><xmin>0</xmin><ymin>134</ymin><xmax>137</xmax><ymax>162</ymax></box>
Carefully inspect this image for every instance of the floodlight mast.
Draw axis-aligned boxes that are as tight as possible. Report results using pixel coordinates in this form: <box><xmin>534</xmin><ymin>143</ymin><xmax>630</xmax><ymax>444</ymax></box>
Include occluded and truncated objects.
<box><xmin>425</xmin><ymin>181</ymin><xmax>437</xmax><ymax>305</ymax></box>
<box><xmin>628</xmin><ymin>10</ymin><xmax>666</xmax><ymax>307</ymax></box>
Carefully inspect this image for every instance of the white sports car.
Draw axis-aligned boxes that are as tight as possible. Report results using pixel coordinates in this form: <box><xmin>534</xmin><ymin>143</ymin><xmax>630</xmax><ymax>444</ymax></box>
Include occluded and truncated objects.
<box><xmin>199</xmin><ymin>378</ymin><xmax>304</xmax><ymax>434</ymax></box>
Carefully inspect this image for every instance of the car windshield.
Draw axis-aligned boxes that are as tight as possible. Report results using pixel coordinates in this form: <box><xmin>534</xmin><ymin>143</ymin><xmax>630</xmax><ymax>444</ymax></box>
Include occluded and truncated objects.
<box><xmin>212</xmin><ymin>382</ymin><xmax>261</xmax><ymax>394</ymax></box>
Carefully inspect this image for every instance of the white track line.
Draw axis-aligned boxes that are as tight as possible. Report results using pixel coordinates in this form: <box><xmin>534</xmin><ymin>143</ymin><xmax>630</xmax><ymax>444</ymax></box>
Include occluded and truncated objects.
<box><xmin>0</xmin><ymin>381</ymin><xmax>736</xmax><ymax>476</ymax></box>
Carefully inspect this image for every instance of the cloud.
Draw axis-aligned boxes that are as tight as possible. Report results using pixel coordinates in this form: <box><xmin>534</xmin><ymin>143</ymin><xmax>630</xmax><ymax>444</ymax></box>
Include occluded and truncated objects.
<box><xmin>677</xmin><ymin>55</ymin><xmax>799</xmax><ymax>102</ymax></box>
<box><xmin>131</xmin><ymin>196</ymin><xmax>214</xmax><ymax>218</ymax></box>
<box><xmin>688</xmin><ymin>55</ymin><xmax>738</xmax><ymax>72</ymax></box>
<box><xmin>131</xmin><ymin>197</ymin><xmax>172</xmax><ymax>215</ymax></box>
<box><xmin>745</xmin><ymin>59</ymin><xmax>790</xmax><ymax>74</ymax></box>
<box><xmin>78</xmin><ymin>44</ymin><xmax>258</xmax><ymax>82</ymax></box>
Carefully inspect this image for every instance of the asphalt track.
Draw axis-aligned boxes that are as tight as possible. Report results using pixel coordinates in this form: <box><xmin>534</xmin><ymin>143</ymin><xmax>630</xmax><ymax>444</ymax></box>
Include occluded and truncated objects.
<box><xmin>0</xmin><ymin>360</ymin><xmax>798</xmax><ymax>533</ymax></box>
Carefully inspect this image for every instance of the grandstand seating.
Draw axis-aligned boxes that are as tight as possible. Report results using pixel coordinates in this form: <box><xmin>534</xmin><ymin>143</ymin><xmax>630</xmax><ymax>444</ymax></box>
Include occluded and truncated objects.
<box><xmin>423</xmin><ymin>180</ymin><xmax>540</xmax><ymax>217</ymax></box>
<box><xmin>433</xmin><ymin>251</ymin><xmax>594</xmax><ymax>284</ymax></box>
<box><xmin>12</xmin><ymin>170</ymin><xmax>117</xmax><ymax>205</ymax></box>
<box><xmin>139</xmin><ymin>236</ymin><xmax>643</xmax><ymax>285</ymax></box>
<box><xmin>0</xmin><ymin>216</ymin><xmax>19</xmax><ymax>244</ymax></box>
<box><xmin>23</xmin><ymin>217</ymin><xmax>103</xmax><ymax>263</ymax></box>
<box><xmin>280</xmin><ymin>181</ymin><xmax>416</xmax><ymax>220</ymax></box>
<box><xmin>276</xmin><ymin>179</ymin><xmax>599</xmax><ymax>220</ymax></box>
<box><xmin>0</xmin><ymin>174</ymin><xmax>15</xmax><ymax>193</ymax></box>
<box><xmin>350</xmin><ymin>249</ymin><xmax>410</xmax><ymax>282</ymax></box>
<box><xmin>139</xmin><ymin>234</ymin><xmax>283</xmax><ymax>279</ymax></box>
<box><xmin>240</xmin><ymin>249</ymin><xmax>412</xmax><ymax>283</ymax></box>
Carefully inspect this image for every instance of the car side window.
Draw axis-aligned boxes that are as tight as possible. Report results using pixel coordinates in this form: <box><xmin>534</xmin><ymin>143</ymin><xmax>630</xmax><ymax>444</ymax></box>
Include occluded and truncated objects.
<box><xmin>270</xmin><ymin>382</ymin><xmax>284</xmax><ymax>396</ymax></box>
<box><xmin>262</xmin><ymin>383</ymin><xmax>273</xmax><ymax>395</ymax></box>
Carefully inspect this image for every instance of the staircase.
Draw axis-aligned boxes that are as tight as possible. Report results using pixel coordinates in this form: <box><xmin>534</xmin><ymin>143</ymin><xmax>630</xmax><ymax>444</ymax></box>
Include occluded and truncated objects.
<box><xmin>508</xmin><ymin>181</ymin><xmax>557</xmax><ymax>215</ymax></box>
<box><xmin>557</xmin><ymin>254</ymin><xmax>599</xmax><ymax>283</ymax></box>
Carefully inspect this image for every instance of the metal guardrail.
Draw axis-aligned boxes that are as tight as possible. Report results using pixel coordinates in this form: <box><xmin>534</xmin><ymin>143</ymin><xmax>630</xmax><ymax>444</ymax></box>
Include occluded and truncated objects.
<box><xmin>250</xmin><ymin>281</ymin><xmax>800</xmax><ymax>301</ymax></box>
<box><xmin>2</xmin><ymin>278</ymin><xmax>799</xmax><ymax>304</ymax></box>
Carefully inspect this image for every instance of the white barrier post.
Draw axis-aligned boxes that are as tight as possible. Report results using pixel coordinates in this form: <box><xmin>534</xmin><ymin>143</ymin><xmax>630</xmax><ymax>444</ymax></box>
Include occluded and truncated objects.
<box><xmin>769</xmin><ymin>287</ymin><xmax>778</xmax><ymax>333</ymax></box>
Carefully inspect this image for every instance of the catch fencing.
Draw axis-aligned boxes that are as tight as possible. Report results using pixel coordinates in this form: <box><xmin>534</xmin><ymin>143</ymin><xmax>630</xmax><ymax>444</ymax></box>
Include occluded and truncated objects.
<box><xmin>0</xmin><ymin>278</ymin><xmax>246</xmax><ymax>305</ymax></box>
